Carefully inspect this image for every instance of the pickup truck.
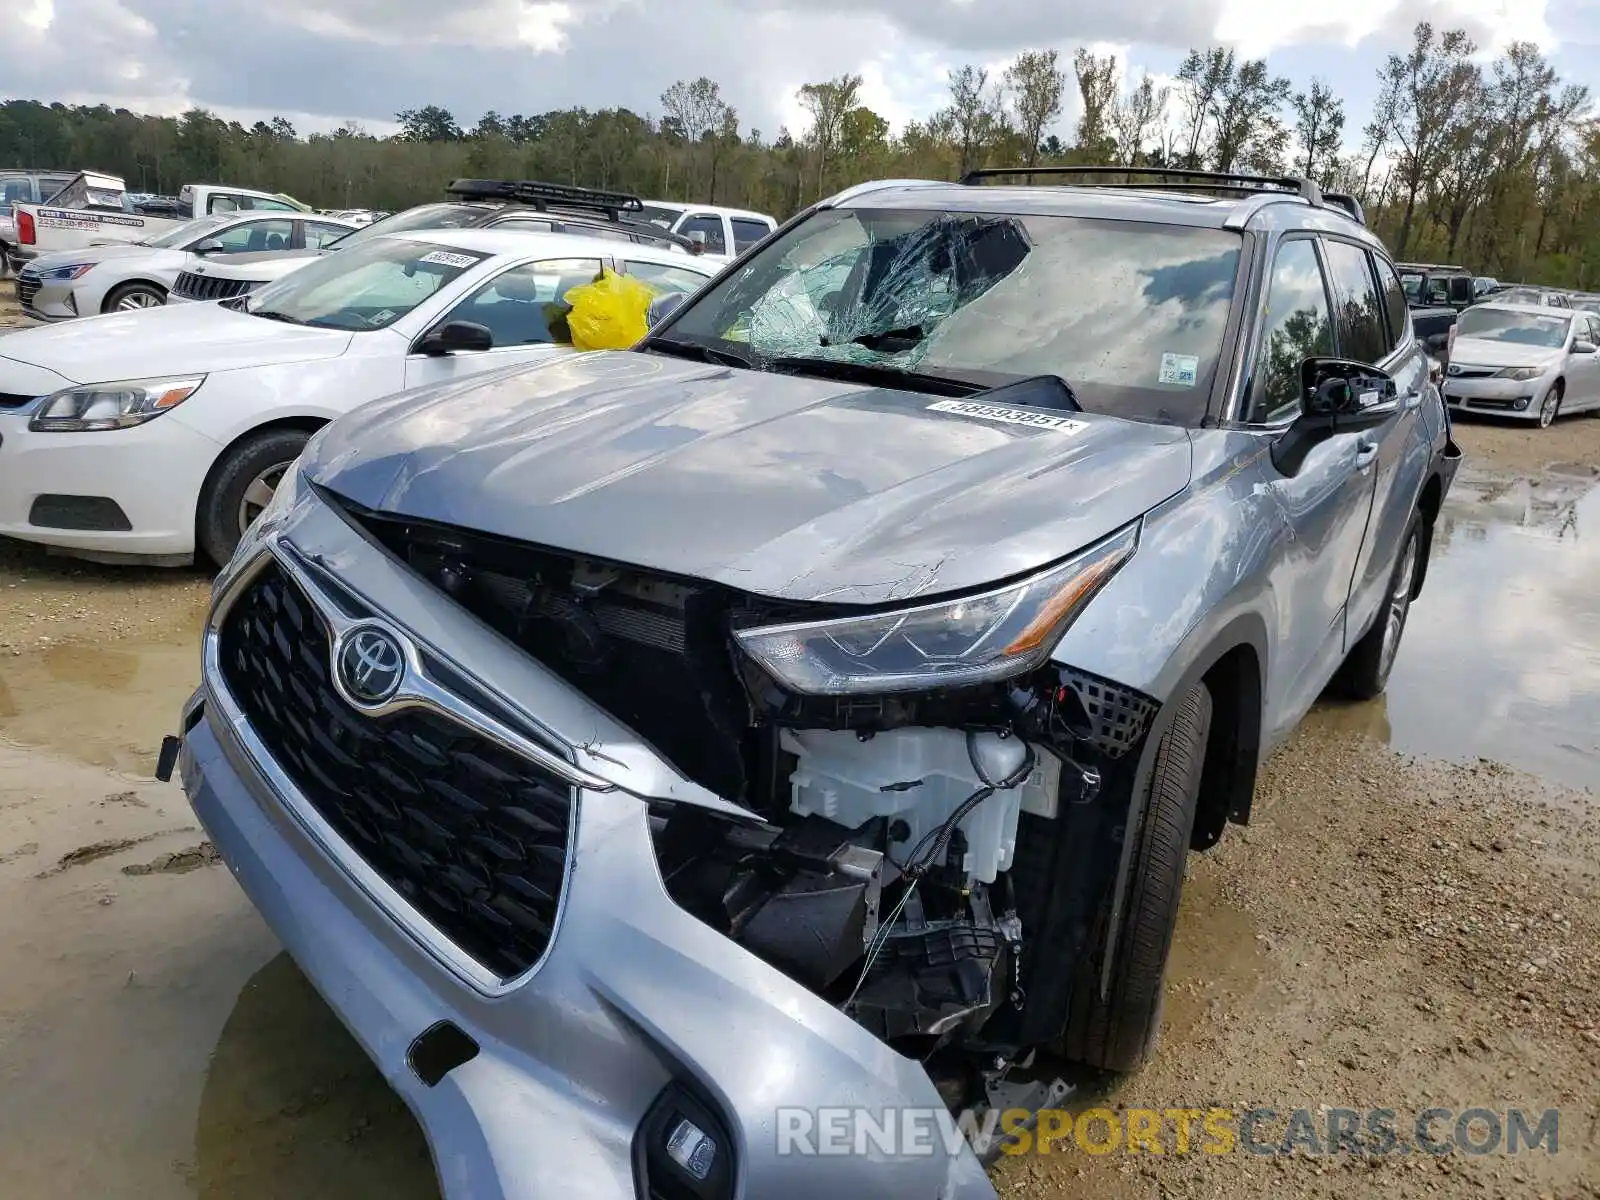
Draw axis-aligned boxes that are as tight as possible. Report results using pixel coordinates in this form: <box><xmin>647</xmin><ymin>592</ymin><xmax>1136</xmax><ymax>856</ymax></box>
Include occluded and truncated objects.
<box><xmin>9</xmin><ymin>172</ymin><xmax>310</xmax><ymax>264</ymax></box>
<box><xmin>1</xmin><ymin>169</ymin><xmax>76</xmax><ymax>275</ymax></box>
<box><xmin>1398</xmin><ymin>261</ymin><xmax>1477</xmax><ymax>355</ymax></box>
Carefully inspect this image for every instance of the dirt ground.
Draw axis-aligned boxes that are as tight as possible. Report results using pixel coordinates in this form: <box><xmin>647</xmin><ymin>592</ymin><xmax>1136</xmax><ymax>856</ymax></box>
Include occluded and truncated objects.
<box><xmin>0</xmin><ymin>285</ymin><xmax>1597</xmax><ymax>1197</ymax></box>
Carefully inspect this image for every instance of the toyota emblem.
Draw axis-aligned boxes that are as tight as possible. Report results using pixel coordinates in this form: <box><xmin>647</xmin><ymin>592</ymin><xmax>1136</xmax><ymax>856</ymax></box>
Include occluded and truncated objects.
<box><xmin>338</xmin><ymin>626</ymin><xmax>405</xmax><ymax>703</ymax></box>
<box><xmin>1446</xmin><ymin>362</ymin><xmax>1462</xmax><ymax>376</ymax></box>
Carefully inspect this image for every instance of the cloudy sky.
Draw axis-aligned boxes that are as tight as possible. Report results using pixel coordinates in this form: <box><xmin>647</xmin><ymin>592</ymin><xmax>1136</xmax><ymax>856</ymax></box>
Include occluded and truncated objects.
<box><xmin>5</xmin><ymin>0</ymin><xmax>1593</xmax><ymax>146</ymax></box>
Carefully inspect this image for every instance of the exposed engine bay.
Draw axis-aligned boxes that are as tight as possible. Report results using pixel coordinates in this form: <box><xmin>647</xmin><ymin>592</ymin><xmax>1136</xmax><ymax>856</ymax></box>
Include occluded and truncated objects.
<box><xmin>342</xmin><ymin>499</ymin><xmax>1158</xmax><ymax>1122</ymax></box>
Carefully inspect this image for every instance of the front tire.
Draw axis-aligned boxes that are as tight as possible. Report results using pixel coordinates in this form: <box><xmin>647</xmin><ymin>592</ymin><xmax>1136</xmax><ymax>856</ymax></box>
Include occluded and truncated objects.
<box><xmin>1335</xmin><ymin>517</ymin><xmax>1420</xmax><ymax>700</ymax></box>
<box><xmin>103</xmin><ymin>281</ymin><xmax>167</xmax><ymax>313</ymax></box>
<box><xmin>1537</xmin><ymin>383</ymin><xmax>1562</xmax><ymax>429</ymax></box>
<box><xmin>1059</xmin><ymin>681</ymin><xmax>1212</xmax><ymax>1073</ymax></box>
<box><xmin>196</xmin><ymin>429</ymin><xmax>311</xmax><ymax>568</ymax></box>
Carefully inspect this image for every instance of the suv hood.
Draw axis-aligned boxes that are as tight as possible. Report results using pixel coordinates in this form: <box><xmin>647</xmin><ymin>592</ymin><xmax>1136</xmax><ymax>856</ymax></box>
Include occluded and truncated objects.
<box><xmin>304</xmin><ymin>351</ymin><xmax>1193</xmax><ymax>605</ymax></box>
<box><xmin>0</xmin><ymin>299</ymin><xmax>353</xmax><ymax>385</ymax></box>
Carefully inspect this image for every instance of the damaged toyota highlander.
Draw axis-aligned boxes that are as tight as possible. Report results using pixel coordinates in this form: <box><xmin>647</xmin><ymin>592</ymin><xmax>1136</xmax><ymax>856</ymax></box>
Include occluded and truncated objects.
<box><xmin>171</xmin><ymin>167</ymin><xmax>1460</xmax><ymax>1198</ymax></box>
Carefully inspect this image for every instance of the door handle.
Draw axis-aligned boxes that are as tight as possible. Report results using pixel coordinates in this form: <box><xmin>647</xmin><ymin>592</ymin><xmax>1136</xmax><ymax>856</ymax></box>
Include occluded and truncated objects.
<box><xmin>1355</xmin><ymin>439</ymin><xmax>1380</xmax><ymax>469</ymax></box>
<box><xmin>1402</xmin><ymin>388</ymin><xmax>1423</xmax><ymax>409</ymax></box>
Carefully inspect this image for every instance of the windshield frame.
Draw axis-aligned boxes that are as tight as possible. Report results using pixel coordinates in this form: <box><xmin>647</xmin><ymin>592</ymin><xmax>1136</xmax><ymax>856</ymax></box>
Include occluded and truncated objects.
<box><xmin>643</xmin><ymin>204</ymin><xmax>1251</xmax><ymax>428</ymax></box>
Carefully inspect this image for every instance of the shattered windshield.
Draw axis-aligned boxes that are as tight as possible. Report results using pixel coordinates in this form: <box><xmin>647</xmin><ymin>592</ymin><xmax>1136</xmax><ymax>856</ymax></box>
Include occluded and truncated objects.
<box><xmin>657</xmin><ymin>206</ymin><xmax>1243</xmax><ymax>424</ymax></box>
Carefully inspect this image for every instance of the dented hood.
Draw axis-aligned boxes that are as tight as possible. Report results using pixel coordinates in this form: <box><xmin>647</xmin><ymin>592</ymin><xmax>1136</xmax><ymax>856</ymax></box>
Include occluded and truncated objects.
<box><xmin>304</xmin><ymin>351</ymin><xmax>1193</xmax><ymax>605</ymax></box>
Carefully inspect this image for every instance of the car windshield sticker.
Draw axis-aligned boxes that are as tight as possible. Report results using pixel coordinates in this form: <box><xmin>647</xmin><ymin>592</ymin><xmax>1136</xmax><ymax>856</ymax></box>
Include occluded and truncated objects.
<box><xmin>419</xmin><ymin>250</ymin><xmax>480</xmax><ymax>269</ymax></box>
<box><xmin>371</xmin><ymin>309</ymin><xmax>396</xmax><ymax>325</ymax></box>
<box><xmin>926</xmin><ymin>399</ymin><xmax>1088</xmax><ymax>432</ymax></box>
<box><xmin>1158</xmin><ymin>352</ymin><xmax>1200</xmax><ymax>387</ymax></box>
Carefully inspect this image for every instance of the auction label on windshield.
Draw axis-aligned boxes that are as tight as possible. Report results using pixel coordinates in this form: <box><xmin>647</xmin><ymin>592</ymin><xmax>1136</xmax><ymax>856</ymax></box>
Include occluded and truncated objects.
<box><xmin>418</xmin><ymin>250</ymin><xmax>482</xmax><ymax>269</ymax></box>
<box><xmin>1158</xmin><ymin>352</ymin><xmax>1200</xmax><ymax>386</ymax></box>
<box><xmin>926</xmin><ymin>399</ymin><xmax>1087</xmax><ymax>433</ymax></box>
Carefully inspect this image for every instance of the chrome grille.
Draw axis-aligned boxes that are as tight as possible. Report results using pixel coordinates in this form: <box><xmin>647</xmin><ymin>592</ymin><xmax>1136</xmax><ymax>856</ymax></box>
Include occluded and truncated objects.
<box><xmin>217</xmin><ymin>559</ymin><xmax>576</xmax><ymax>979</ymax></box>
<box><xmin>15</xmin><ymin>269</ymin><xmax>40</xmax><ymax>311</ymax></box>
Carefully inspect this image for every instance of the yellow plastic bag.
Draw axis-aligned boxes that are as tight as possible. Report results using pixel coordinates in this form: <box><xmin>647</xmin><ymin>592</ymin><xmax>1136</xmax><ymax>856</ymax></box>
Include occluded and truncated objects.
<box><xmin>562</xmin><ymin>267</ymin><xmax>658</xmax><ymax>351</ymax></box>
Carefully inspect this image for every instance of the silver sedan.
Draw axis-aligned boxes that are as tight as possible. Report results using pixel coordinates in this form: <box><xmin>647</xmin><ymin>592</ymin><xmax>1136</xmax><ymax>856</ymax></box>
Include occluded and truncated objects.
<box><xmin>1443</xmin><ymin>302</ymin><xmax>1600</xmax><ymax>427</ymax></box>
<box><xmin>16</xmin><ymin>211</ymin><xmax>358</xmax><ymax>321</ymax></box>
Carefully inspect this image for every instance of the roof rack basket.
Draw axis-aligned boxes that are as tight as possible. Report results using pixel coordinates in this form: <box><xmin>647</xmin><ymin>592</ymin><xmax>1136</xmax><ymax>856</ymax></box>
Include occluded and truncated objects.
<box><xmin>958</xmin><ymin>165</ymin><xmax>1366</xmax><ymax>225</ymax></box>
<box><xmin>445</xmin><ymin>178</ymin><xmax>645</xmax><ymax>220</ymax></box>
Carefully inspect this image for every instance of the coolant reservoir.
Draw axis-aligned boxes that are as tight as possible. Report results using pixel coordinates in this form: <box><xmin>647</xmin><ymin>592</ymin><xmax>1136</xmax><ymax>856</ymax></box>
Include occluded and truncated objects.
<box><xmin>781</xmin><ymin>728</ymin><xmax>1062</xmax><ymax>885</ymax></box>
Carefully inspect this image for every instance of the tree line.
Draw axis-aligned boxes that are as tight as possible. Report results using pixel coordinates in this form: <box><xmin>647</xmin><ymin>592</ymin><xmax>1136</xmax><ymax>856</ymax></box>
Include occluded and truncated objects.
<box><xmin>3</xmin><ymin>21</ymin><xmax>1597</xmax><ymax>287</ymax></box>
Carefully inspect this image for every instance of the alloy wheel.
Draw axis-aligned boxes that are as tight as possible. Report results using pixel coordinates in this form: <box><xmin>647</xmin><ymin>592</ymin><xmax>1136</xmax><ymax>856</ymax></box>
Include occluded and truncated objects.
<box><xmin>237</xmin><ymin>462</ymin><xmax>290</xmax><ymax>536</ymax></box>
<box><xmin>1539</xmin><ymin>392</ymin><xmax>1559</xmax><ymax>427</ymax></box>
<box><xmin>115</xmin><ymin>290</ymin><xmax>163</xmax><ymax>310</ymax></box>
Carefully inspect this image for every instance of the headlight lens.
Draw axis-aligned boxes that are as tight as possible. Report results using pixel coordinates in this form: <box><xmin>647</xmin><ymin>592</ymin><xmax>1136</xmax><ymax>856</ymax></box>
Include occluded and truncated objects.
<box><xmin>28</xmin><ymin>375</ymin><xmax>205</xmax><ymax>432</ymax></box>
<box><xmin>734</xmin><ymin>523</ymin><xmax>1139</xmax><ymax>695</ymax></box>
<box><xmin>41</xmin><ymin>263</ymin><xmax>95</xmax><ymax>281</ymax></box>
<box><xmin>1495</xmin><ymin>366</ymin><xmax>1542</xmax><ymax>381</ymax></box>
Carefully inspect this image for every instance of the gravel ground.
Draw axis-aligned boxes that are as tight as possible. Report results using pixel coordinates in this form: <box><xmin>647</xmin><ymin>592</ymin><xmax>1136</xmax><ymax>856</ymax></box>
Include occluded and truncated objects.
<box><xmin>0</xmin><ymin>276</ymin><xmax>1596</xmax><ymax>1196</ymax></box>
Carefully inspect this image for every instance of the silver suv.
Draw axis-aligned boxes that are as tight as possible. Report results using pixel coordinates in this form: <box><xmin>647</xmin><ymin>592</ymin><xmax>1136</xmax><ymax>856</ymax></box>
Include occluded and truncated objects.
<box><xmin>171</xmin><ymin>166</ymin><xmax>1461</xmax><ymax>1199</ymax></box>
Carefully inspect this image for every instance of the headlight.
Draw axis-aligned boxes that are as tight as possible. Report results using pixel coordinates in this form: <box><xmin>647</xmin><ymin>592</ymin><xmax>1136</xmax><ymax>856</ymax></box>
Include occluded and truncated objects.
<box><xmin>28</xmin><ymin>375</ymin><xmax>205</xmax><ymax>432</ymax></box>
<box><xmin>40</xmin><ymin>263</ymin><xmax>96</xmax><ymax>281</ymax></box>
<box><xmin>1495</xmin><ymin>366</ymin><xmax>1542</xmax><ymax>381</ymax></box>
<box><xmin>734</xmin><ymin>523</ymin><xmax>1139</xmax><ymax>695</ymax></box>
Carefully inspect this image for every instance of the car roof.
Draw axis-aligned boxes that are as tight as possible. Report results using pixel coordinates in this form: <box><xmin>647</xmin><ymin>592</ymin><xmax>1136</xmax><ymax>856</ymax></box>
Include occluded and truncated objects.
<box><xmin>831</xmin><ymin>179</ymin><xmax>1383</xmax><ymax>245</ymax></box>
<box><xmin>1465</xmin><ymin>302</ymin><xmax>1574</xmax><ymax>316</ymax></box>
<box><xmin>373</xmin><ymin>226</ymin><xmax>718</xmax><ymax>268</ymax></box>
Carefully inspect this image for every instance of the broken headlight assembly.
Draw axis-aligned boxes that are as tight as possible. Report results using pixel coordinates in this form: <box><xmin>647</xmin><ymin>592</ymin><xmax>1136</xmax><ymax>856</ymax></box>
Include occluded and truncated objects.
<box><xmin>733</xmin><ymin>523</ymin><xmax>1139</xmax><ymax>695</ymax></box>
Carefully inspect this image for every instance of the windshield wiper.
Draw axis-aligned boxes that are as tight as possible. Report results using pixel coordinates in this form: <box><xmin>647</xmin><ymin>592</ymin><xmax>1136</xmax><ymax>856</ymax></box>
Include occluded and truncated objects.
<box><xmin>764</xmin><ymin>355</ymin><xmax>985</xmax><ymax>397</ymax></box>
<box><xmin>643</xmin><ymin>337</ymin><xmax>754</xmax><ymax>369</ymax></box>
<box><xmin>248</xmin><ymin>308</ymin><xmax>306</xmax><ymax>326</ymax></box>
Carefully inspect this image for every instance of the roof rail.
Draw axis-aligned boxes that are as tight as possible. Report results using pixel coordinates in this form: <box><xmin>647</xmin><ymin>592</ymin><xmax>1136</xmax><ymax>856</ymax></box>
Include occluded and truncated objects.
<box><xmin>1396</xmin><ymin>261</ymin><xmax>1467</xmax><ymax>272</ymax></box>
<box><xmin>445</xmin><ymin>178</ymin><xmax>645</xmax><ymax>220</ymax></box>
<box><xmin>959</xmin><ymin>164</ymin><xmax>1324</xmax><ymax>203</ymax></box>
<box><xmin>1321</xmin><ymin>192</ymin><xmax>1365</xmax><ymax>226</ymax></box>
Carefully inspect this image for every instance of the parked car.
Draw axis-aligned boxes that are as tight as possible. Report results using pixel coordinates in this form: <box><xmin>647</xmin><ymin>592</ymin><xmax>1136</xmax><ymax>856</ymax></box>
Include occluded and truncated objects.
<box><xmin>15</xmin><ymin>210</ymin><xmax>358</xmax><ymax>319</ymax></box>
<box><xmin>9</xmin><ymin>171</ymin><xmax>311</xmax><ymax>264</ymax></box>
<box><xmin>167</xmin><ymin>179</ymin><xmax>712</xmax><ymax>305</ymax></box>
<box><xmin>1442</xmin><ymin>302</ymin><xmax>1600</xmax><ymax>427</ymax></box>
<box><xmin>1472</xmin><ymin>276</ymin><xmax>1500</xmax><ymax>298</ymax></box>
<box><xmin>1</xmin><ymin>169</ymin><xmax>75</xmax><ymax>275</ymax></box>
<box><xmin>170</xmin><ymin>166</ymin><xmax>1459</xmax><ymax>1199</ymax></box>
<box><xmin>0</xmin><ymin>229</ymin><xmax>718</xmax><ymax>567</ymax></box>
<box><xmin>637</xmin><ymin>199</ymin><xmax>779</xmax><ymax>258</ymax></box>
<box><xmin>1484</xmin><ymin>285</ymin><xmax>1571</xmax><ymax>309</ymax></box>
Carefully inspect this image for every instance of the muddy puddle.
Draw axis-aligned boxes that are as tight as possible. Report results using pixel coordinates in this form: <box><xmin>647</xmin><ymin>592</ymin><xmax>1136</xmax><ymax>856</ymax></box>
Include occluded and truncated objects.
<box><xmin>1349</xmin><ymin>460</ymin><xmax>1600</xmax><ymax>794</ymax></box>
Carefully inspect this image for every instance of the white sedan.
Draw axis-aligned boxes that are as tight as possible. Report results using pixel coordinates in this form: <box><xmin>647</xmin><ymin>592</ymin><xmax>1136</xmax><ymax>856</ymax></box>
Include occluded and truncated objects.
<box><xmin>16</xmin><ymin>211</ymin><xmax>360</xmax><ymax>320</ymax></box>
<box><xmin>0</xmin><ymin>228</ymin><xmax>719</xmax><ymax>566</ymax></box>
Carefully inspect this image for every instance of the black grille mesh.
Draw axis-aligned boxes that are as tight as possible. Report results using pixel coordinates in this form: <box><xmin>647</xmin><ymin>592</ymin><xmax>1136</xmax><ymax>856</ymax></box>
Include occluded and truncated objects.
<box><xmin>218</xmin><ymin>560</ymin><xmax>575</xmax><ymax>978</ymax></box>
<box><xmin>16</xmin><ymin>271</ymin><xmax>40</xmax><ymax>311</ymax></box>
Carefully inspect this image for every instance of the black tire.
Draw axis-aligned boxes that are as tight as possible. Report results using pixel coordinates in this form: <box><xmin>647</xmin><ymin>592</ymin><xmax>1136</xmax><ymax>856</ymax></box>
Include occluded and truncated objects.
<box><xmin>102</xmin><ymin>281</ymin><xmax>167</xmax><ymax>313</ymax></box>
<box><xmin>1059</xmin><ymin>681</ymin><xmax>1212</xmax><ymax>1073</ymax></box>
<box><xmin>196</xmin><ymin>429</ymin><xmax>311</xmax><ymax>568</ymax></box>
<box><xmin>1334</xmin><ymin>516</ymin><xmax>1421</xmax><ymax>701</ymax></box>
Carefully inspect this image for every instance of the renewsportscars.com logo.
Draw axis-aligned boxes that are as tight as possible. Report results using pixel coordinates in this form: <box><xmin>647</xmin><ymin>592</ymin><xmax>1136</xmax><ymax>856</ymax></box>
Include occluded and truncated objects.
<box><xmin>772</xmin><ymin>1105</ymin><xmax>1561</xmax><ymax>1159</ymax></box>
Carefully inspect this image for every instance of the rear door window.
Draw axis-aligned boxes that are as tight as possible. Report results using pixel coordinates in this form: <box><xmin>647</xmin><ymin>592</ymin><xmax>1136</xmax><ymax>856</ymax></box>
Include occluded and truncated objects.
<box><xmin>1372</xmin><ymin>255</ymin><xmax>1411</xmax><ymax>352</ymax></box>
<box><xmin>1322</xmin><ymin>240</ymin><xmax>1389</xmax><ymax>365</ymax></box>
<box><xmin>730</xmin><ymin>218</ymin><xmax>772</xmax><ymax>253</ymax></box>
<box><xmin>1249</xmin><ymin>237</ymin><xmax>1335</xmax><ymax>424</ymax></box>
<box><xmin>623</xmin><ymin>260</ymin><xmax>712</xmax><ymax>297</ymax></box>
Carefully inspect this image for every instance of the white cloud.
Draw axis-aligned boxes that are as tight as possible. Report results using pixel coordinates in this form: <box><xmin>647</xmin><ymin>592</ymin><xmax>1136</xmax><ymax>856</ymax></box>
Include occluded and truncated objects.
<box><xmin>0</xmin><ymin>0</ymin><xmax>1582</xmax><ymax>142</ymax></box>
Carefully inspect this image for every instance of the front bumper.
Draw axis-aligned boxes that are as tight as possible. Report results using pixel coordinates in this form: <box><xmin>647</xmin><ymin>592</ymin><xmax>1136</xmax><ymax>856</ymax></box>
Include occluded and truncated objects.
<box><xmin>0</xmin><ymin>406</ymin><xmax>221</xmax><ymax>560</ymax></box>
<box><xmin>1441</xmin><ymin>371</ymin><xmax>1552</xmax><ymax>418</ymax></box>
<box><xmin>16</xmin><ymin>274</ymin><xmax>82</xmax><ymax>321</ymax></box>
<box><xmin>179</xmin><ymin>496</ymin><xmax>997</xmax><ymax>1200</ymax></box>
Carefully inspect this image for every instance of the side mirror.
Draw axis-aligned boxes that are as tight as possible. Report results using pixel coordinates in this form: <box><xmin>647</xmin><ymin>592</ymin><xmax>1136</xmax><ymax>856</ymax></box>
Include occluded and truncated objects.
<box><xmin>193</xmin><ymin>238</ymin><xmax>225</xmax><ymax>255</ymax></box>
<box><xmin>1272</xmin><ymin>357</ymin><xmax>1399</xmax><ymax>476</ymax></box>
<box><xmin>646</xmin><ymin>291</ymin><xmax>687</xmax><ymax>328</ymax></box>
<box><xmin>416</xmin><ymin>319</ymin><xmax>494</xmax><ymax>356</ymax></box>
<box><xmin>1448</xmin><ymin>278</ymin><xmax>1474</xmax><ymax>305</ymax></box>
<box><xmin>1573</xmin><ymin>340</ymin><xmax>1597</xmax><ymax>355</ymax></box>
<box><xmin>685</xmin><ymin>230</ymin><xmax>708</xmax><ymax>256</ymax></box>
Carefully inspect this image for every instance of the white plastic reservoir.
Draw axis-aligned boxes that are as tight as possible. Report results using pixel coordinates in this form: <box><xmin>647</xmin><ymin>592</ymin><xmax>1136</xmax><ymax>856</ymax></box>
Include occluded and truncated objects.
<box><xmin>781</xmin><ymin>728</ymin><xmax>1062</xmax><ymax>885</ymax></box>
